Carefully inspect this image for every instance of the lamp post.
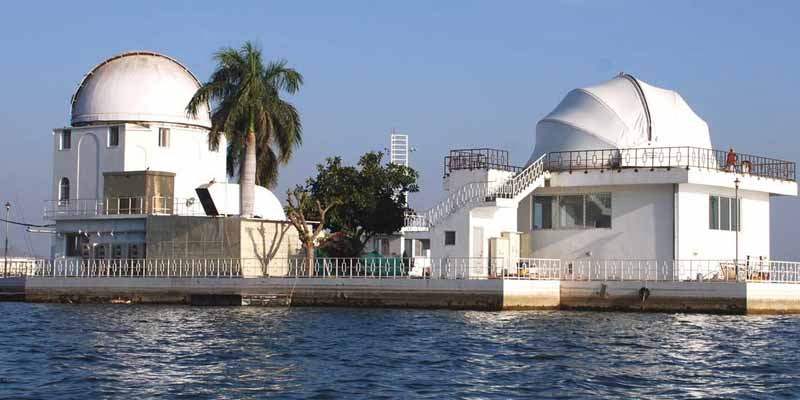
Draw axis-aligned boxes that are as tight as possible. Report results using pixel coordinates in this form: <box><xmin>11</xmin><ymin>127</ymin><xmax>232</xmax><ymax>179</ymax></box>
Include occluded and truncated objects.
<box><xmin>734</xmin><ymin>178</ymin><xmax>740</xmax><ymax>280</ymax></box>
<box><xmin>4</xmin><ymin>202</ymin><xmax>9</xmax><ymax>277</ymax></box>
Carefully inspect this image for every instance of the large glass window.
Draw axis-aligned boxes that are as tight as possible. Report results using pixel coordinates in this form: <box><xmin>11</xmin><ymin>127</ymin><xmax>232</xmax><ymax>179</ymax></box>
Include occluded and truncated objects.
<box><xmin>532</xmin><ymin>196</ymin><xmax>554</xmax><ymax>230</ymax></box>
<box><xmin>586</xmin><ymin>193</ymin><xmax>612</xmax><ymax>228</ymax></box>
<box><xmin>709</xmin><ymin>195</ymin><xmax>741</xmax><ymax>231</ymax></box>
<box><xmin>558</xmin><ymin>195</ymin><xmax>584</xmax><ymax>229</ymax></box>
<box><xmin>532</xmin><ymin>193</ymin><xmax>612</xmax><ymax>230</ymax></box>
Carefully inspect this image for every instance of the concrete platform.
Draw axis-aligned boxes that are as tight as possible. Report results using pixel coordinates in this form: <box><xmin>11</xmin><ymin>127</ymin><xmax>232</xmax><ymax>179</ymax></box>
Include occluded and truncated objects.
<box><xmin>15</xmin><ymin>277</ymin><xmax>800</xmax><ymax>314</ymax></box>
<box><xmin>22</xmin><ymin>277</ymin><xmax>560</xmax><ymax>311</ymax></box>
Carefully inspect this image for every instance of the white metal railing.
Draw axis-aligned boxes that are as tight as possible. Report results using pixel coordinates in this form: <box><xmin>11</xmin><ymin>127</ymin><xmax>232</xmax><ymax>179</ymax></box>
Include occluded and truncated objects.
<box><xmin>44</xmin><ymin>197</ymin><xmax>207</xmax><ymax>218</ymax></box>
<box><xmin>4</xmin><ymin>258</ymin><xmax>800</xmax><ymax>283</ymax></box>
<box><xmin>404</xmin><ymin>154</ymin><xmax>548</xmax><ymax>229</ymax></box>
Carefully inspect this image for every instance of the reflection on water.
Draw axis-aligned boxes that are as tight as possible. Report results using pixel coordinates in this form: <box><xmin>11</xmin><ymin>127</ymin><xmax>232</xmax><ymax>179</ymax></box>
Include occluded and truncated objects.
<box><xmin>1</xmin><ymin>304</ymin><xmax>799</xmax><ymax>399</ymax></box>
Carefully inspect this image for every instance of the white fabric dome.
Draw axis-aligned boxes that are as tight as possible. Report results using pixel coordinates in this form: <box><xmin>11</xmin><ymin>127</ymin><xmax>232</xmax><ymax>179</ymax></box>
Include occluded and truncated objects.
<box><xmin>198</xmin><ymin>182</ymin><xmax>287</xmax><ymax>220</ymax></box>
<box><xmin>529</xmin><ymin>74</ymin><xmax>711</xmax><ymax>163</ymax></box>
<box><xmin>71</xmin><ymin>51</ymin><xmax>211</xmax><ymax>128</ymax></box>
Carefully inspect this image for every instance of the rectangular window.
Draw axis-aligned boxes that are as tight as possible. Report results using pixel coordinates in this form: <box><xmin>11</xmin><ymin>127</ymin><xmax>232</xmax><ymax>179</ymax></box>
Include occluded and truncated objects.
<box><xmin>558</xmin><ymin>195</ymin><xmax>584</xmax><ymax>229</ymax></box>
<box><xmin>532</xmin><ymin>196</ymin><xmax>555</xmax><ymax>230</ymax></box>
<box><xmin>65</xmin><ymin>234</ymin><xmax>84</xmax><ymax>257</ymax></box>
<box><xmin>720</xmin><ymin>197</ymin><xmax>730</xmax><ymax>231</ymax></box>
<box><xmin>709</xmin><ymin>196</ymin><xmax>719</xmax><ymax>230</ymax></box>
<box><xmin>108</xmin><ymin>126</ymin><xmax>119</xmax><ymax>147</ymax></box>
<box><xmin>585</xmin><ymin>193</ymin><xmax>612</xmax><ymax>228</ymax></box>
<box><xmin>444</xmin><ymin>231</ymin><xmax>456</xmax><ymax>246</ymax></box>
<box><xmin>60</xmin><ymin>129</ymin><xmax>71</xmax><ymax>150</ymax></box>
<box><xmin>158</xmin><ymin>128</ymin><xmax>170</xmax><ymax>147</ymax></box>
<box><xmin>710</xmin><ymin>195</ymin><xmax>741</xmax><ymax>231</ymax></box>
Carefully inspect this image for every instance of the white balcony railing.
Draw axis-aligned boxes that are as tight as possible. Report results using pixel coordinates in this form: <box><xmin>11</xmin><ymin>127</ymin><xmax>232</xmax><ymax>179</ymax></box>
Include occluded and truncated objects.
<box><xmin>4</xmin><ymin>257</ymin><xmax>800</xmax><ymax>284</ymax></box>
<box><xmin>44</xmin><ymin>196</ymin><xmax>207</xmax><ymax>219</ymax></box>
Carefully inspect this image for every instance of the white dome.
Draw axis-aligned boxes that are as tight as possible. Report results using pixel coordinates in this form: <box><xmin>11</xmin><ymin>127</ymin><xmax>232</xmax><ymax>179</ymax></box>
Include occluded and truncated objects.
<box><xmin>198</xmin><ymin>182</ymin><xmax>286</xmax><ymax>220</ymax></box>
<box><xmin>71</xmin><ymin>51</ymin><xmax>211</xmax><ymax>128</ymax></box>
<box><xmin>529</xmin><ymin>74</ymin><xmax>711</xmax><ymax>163</ymax></box>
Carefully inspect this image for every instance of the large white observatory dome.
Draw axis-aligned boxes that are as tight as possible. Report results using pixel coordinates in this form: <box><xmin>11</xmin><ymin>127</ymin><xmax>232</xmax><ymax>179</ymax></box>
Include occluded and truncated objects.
<box><xmin>70</xmin><ymin>51</ymin><xmax>212</xmax><ymax>128</ymax></box>
<box><xmin>529</xmin><ymin>74</ymin><xmax>711</xmax><ymax>163</ymax></box>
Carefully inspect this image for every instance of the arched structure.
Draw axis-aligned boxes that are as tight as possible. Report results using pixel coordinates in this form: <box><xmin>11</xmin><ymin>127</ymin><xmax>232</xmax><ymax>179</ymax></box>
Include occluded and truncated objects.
<box><xmin>70</xmin><ymin>51</ymin><xmax>212</xmax><ymax>128</ymax></box>
<box><xmin>529</xmin><ymin>74</ymin><xmax>711</xmax><ymax>163</ymax></box>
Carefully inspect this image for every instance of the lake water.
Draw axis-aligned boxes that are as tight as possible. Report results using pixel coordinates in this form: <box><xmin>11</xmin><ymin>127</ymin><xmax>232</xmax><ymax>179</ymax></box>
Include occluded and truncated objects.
<box><xmin>1</xmin><ymin>303</ymin><xmax>799</xmax><ymax>399</ymax></box>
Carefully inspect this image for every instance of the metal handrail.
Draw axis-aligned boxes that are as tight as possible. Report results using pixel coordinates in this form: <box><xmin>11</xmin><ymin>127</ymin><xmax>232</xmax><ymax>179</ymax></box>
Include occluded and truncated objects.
<box><xmin>8</xmin><ymin>257</ymin><xmax>800</xmax><ymax>283</ymax></box>
<box><xmin>544</xmin><ymin>146</ymin><xmax>796</xmax><ymax>181</ymax></box>
<box><xmin>44</xmin><ymin>196</ymin><xmax>207</xmax><ymax>218</ymax></box>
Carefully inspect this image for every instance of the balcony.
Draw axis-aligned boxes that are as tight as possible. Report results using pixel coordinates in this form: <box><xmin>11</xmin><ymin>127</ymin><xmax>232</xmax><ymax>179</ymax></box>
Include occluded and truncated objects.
<box><xmin>44</xmin><ymin>196</ymin><xmax>207</xmax><ymax>219</ymax></box>
<box><xmin>542</xmin><ymin>147</ymin><xmax>796</xmax><ymax>182</ymax></box>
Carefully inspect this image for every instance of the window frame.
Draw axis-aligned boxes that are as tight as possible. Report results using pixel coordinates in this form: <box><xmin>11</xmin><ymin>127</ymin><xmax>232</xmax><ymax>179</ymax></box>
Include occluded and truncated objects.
<box><xmin>59</xmin><ymin>129</ymin><xmax>71</xmax><ymax>150</ymax></box>
<box><xmin>444</xmin><ymin>231</ymin><xmax>456</xmax><ymax>246</ymax></box>
<box><xmin>532</xmin><ymin>193</ymin><xmax>612</xmax><ymax>230</ymax></box>
<box><xmin>58</xmin><ymin>177</ymin><xmax>70</xmax><ymax>205</ymax></box>
<box><xmin>108</xmin><ymin>126</ymin><xmax>120</xmax><ymax>148</ymax></box>
<box><xmin>158</xmin><ymin>127</ymin><xmax>170</xmax><ymax>148</ymax></box>
<box><xmin>709</xmin><ymin>195</ymin><xmax>741</xmax><ymax>232</ymax></box>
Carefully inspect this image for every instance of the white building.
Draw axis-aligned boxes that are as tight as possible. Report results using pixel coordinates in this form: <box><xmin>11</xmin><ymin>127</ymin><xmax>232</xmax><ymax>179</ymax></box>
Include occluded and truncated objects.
<box><xmin>46</xmin><ymin>51</ymin><xmax>298</xmax><ymax>265</ymax></box>
<box><xmin>404</xmin><ymin>74</ymin><xmax>797</xmax><ymax>274</ymax></box>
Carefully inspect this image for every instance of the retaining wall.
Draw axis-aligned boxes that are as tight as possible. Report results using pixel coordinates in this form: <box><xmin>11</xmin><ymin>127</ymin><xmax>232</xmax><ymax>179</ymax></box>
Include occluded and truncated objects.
<box><xmin>17</xmin><ymin>278</ymin><xmax>800</xmax><ymax>313</ymax></box>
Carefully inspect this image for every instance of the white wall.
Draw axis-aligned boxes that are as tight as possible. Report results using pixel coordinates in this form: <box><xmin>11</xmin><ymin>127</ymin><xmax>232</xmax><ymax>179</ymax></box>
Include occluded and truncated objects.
<box><xmin>52</xmin><ymin>123</ymin><xmax>227</xmax><ymax>204</ymax></box>
<box><xmin>52</xmin><ymin>126</ymin><xmax>125</xmax><ymax>202</ymax></box>
<box><xmin>519</xmin><ymin>184</ymin><xmax>675</xmax><ymax>260</ymax></box>
<box><xmin>676</xmin><ymin>183</ymin><xmax>769</xmax><ymax>261</ymax></box>
<box><xmin>122</xmin><ymin>123</ymin><xmax>227</xmax><ymax>201</ymax></box>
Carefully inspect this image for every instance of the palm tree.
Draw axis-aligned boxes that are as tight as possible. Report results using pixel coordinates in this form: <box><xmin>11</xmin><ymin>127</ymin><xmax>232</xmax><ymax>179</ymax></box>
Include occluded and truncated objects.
<box><xmin>187</xmin><ymin>41</ymin><xmax>303</xmax><ymax>217</ymax></box>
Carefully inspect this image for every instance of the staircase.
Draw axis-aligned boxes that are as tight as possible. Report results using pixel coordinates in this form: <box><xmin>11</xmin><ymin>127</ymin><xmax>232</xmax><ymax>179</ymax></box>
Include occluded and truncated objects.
<box><xmin>405</xmin><ymin>154</ymin><xmax>548</xmax><ymax>229</ymax></box>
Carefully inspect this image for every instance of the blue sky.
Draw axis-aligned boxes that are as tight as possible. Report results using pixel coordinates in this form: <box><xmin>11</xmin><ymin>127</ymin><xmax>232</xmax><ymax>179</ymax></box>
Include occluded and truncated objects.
<box><xmin>1</xmin><ymin>1</ymin><xmax>799</xmax><ymax>257</ymax></box>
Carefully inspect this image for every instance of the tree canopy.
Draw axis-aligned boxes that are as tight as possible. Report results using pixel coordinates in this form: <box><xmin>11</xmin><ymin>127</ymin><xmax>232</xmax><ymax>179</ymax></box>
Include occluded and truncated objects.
<box><xmin>186</xmin><ymin>41</ymin><xmax>303</xmax><ymax>189</ymax></box>
<box><xmin>303</xmin><ymin>151</ymin><xmax>419</xmax><ymax>256</ymax></box>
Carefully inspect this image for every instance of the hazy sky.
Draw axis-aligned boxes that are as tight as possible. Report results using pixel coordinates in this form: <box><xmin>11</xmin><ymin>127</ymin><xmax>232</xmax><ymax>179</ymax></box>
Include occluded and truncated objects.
<box><xmin>1</xmin><ymin>1</ymin><xmax>799</xmax><ymax>257</ymax></box>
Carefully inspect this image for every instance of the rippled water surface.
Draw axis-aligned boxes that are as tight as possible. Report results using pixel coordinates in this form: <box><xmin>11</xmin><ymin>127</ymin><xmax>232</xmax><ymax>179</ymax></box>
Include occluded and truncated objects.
<box><xmin>1</xmin><ymin>303</ymin><xmax>800</xmax><ymax>399</ymax></box>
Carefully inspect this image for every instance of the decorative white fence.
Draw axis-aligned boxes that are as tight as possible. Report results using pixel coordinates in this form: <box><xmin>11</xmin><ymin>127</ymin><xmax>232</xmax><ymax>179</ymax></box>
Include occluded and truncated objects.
<box><xmin>2</xmin><ymin>258</ymin><xmax>800</xmax><ymax>283</ymax></box>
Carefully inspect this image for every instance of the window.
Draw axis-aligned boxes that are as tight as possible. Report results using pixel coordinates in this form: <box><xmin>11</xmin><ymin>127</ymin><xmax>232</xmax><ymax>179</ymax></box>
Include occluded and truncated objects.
<box><xmin>532</xmin><ymin>196</ymin><xmax>554</xmax><ymax>230</ymax></box>
<box><xmin>720</xmin><ymin>197</ymin><xmax>730</xmax><ymax>231</ymax></box>
<box><xmin>709</xmin><ymin>196</ymin><xmax>719</xmax><ymax>229</ymax></box>
<box><xmin>58</xmin><ymin>178</ymin><xmax>70</xmax><ymax>205</ymax></box>
<box><xmin>586</xmin><ymin>193</ymin><xmax>612</xmax><ymax>228</ymax></box>
<box><xmin>709</xmin><ymin>195</ymin><xmax>741</xmax><ymax>231</ymax></box>
<box><xmin>158</xmin><ymin>128</ymin><xmax>170</xmax><ymax>147</ymax></box>
<box><xmin>94</xmin><ymin>244</ymin><xmax>107</xmax><ymax>259</ymax></box>
<box><xmin>559</xmin><ymin>195</ymin><xmax>584</xmax><ymax>229</ymax></box>
<box><xmin>60</xmin><ymin>129</ymin><xmax>71</xmax><ymax>150</ymax></box>
<box><xmin>108</xmin><ymin>126</ymin><xmax>119</xmax><ymax>147</ymax></box>
<box><xmin>112</xmin><ymin>244</ymin><xmax>124</xmax><ymax>259</ymax></box>
<box><xmin>445</xmin><ymin>231</ymin><xmax>456</xmax><ymax>246</ymax></box>
<box><xmin>532</xmin><ymin>193</ymin><xmax>612</xmax><ymax>230</ymax></box>
<box><xmin>65</xmin><ymin>234</ymin><xmax>86</xmax><ymax>257</ymax></box>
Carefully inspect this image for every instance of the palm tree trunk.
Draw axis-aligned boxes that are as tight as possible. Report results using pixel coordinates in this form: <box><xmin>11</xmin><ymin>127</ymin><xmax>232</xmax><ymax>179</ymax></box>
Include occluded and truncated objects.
<box><xmin>240</xmin><ymin>131</ymin><xmax>257</xmax><ymax>217</ymax></box>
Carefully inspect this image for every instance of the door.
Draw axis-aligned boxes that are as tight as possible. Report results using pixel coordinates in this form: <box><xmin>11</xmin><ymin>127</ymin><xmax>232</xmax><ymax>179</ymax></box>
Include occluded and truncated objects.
<box><xmin>472</xmin><ymin>227</ymin><xmax>484</xmax><ymax>277</ymax></box>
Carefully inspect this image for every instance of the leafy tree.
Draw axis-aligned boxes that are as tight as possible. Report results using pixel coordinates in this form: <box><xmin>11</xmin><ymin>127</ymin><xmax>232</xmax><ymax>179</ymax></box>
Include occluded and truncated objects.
<box><xmin>305</xmin><ymin>151</ymin><xmax>419</xmax><ymax>256</ymax></box>
<box><xmin>187</xmin><ymin>41</ymin><xmax>303</xmax><ymax>216</ymax></box>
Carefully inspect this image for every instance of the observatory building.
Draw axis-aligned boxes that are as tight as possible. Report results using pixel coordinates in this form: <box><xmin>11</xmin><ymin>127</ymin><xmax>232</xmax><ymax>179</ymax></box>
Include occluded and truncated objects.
<box><xmin>403</xmin><ymin>74</ymin><xmax>797</xmax><ymax>274</ymax></box>
<box><xmin>46</xmin><ymin>51</ymin><xmax>301</xmax><ymax>273</ymax></box>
